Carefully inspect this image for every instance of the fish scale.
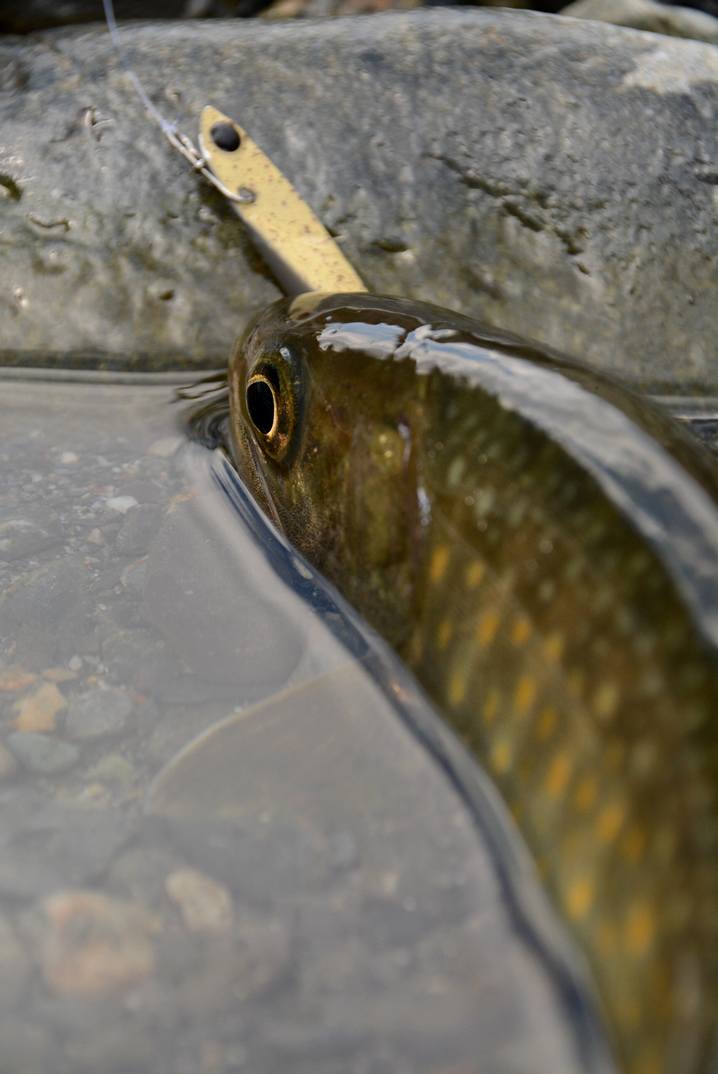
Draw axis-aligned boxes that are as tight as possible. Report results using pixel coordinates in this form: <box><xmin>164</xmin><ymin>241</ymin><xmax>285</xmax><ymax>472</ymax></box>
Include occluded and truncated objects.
<box><xmin>225</xmin><ymin>291</ymin><xmax>718</xmax><ymax>1074</ymax></box>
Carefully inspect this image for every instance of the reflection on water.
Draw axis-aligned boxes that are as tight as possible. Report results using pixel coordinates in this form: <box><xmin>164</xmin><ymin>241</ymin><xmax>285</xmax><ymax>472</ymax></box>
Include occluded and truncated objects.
<box><xmin>0</xmin><ymin>376</ymin><xmax>612</xmax><ymax>1073</ymax></box>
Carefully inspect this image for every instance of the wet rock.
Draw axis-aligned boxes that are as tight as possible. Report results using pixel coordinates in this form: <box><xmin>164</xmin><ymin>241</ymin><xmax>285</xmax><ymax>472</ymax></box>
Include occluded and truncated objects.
<box><xmin>0</xmin><ymin>668</ymin><xmax>37</xmax><ymax>693</ymax></box>
<box><xmin>562</xmin><ymin>0</ymin><xmax>718</xmax><ymax>42</ymax></box>
<box><xmin>165</xmin><ymin>867</ymin><xmax>234</xmax><ymax>934</ymax></box>
<box><xmin>106</xmin><ymin>845</ymin><xmax>186</xmax><ymax>906</ymax></box>
<box><xmin>100</xmin><ymin>627</ymin><xmax>165</xmax><ymax>684</ymax></box>
<box><xmin>0</xmin><ymin>12</ymin><xmax>717</xmax><ymax>389</ymax></box>
<box><xmin>147</xmin><ymin>437</ymin><xmax>183</xmax><ymax>459</ymax></box>
<box><xmin>43</xmin><ymin>890</ymin><xmax>160</xmax><ymax>997</ymax></box>
<box><xmin>12</xmin><ymin>681</ymin><xmax>68</xmax><ymax>733</ymax></box>
<box><xmin>0</xmin><ymin>790</ymin><xmax>135</xmax><ymax>897</ymax></box>
<box><xmin>6</xmin><ymin>732</ymin><xmax>79</xmax><ymax>774</ymax></box>
<box><xmin>84</xmin><ymin>752</ymin><xmax>134</xmax><ymax>785</ymax></box>
<box><xmin>159</xmin><ymin>903</ymin><xmax>291</xmax><ymax>1017</ymax></box>
<box><xmin>143</xmin><ymin>701</ymin><xmax>234</xmax><ymax>766</ymax></box>
<box><xmin>120</xmin><ymin>558</ymin><xmax>147</xmax><ymax>599</ymax></box>
<box><xmin>65</xmin><ymin>687</ymin><xmax>133</xmax><ymax>740</ymax></box>
<box><xmin>167</xmin><ymin>816</ymin><xmax>336</xmax><ymax>903</ymax></box>
<box><xmin>41</xmin><ymin>666</ymin><xmax>78</xmax><ymax>683</ymax></box>
<box><xmin>0</xmin><ymin>504</ymin><xmax>63</xmax><ymax>561</ymax></box>
<box><xmin>114</xmin><ymin>504</ymin><xmax>162</xmax><ymax>555</ymax></box>
<box><xmin>0</xmin><ymin>557</ymin><xmax>91</xmax><ymax>647</ymax></box>
<box><xmin>119</xmin><ymin>479</ymin><xmax>163</xmax><ymax>504</ymax></box>
<box><xmin>104</xmin><ymin>495</ymin><xmax>138</xmax><ymax>516</ymax></box>
<box><xmin>8</xmin><ymin>626</ymin><xmax>58</xmax><ymax>672</ymax></box>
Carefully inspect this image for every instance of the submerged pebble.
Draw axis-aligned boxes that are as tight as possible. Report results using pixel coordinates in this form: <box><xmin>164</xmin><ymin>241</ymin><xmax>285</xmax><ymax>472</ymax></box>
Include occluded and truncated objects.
<box><xmin>84</xmin><ymin>753</ymin><xmax>134</xmax><ymax>786</ymax></box>
<box><xmin>5</xmin><ymin>733</ymin><xmax>79</xmax><ymax>775</ymax></box>
<box><xmin>105</xmin><ymin>496</ymin><xmax>138</xmax><ymax>516</ymax></box>
<box><xmin>165</xmin><ymin>867</ymin><xmax>234</xmax><ymax>934</ymax></box>
<box><xmin>43</xmin><ymin>890</ymin><xmax>160</xmax><ymax>998</ymax></box>
<box><xmin>115</xmin><ymin>504</ymin><xmax>162</xmax><ymax>555</ymax></box>
<box><xmin>0</xmin><ymin>668</ymin><xmax>37</xmax><ymax>693</ymax></box>
<box><xmin>12</xmin><ymin>682</ymin><xmax>67</xmax><ymax>733</ymax></box>
<box><xmin>65</xmin><ymin>688</ymin><xmax>133</xmax><ymax>741</ymax></box>
<box><xmin>0</xmin><ymin>504</ymin><xmax>63</xmax><ymax>561</ymax></box>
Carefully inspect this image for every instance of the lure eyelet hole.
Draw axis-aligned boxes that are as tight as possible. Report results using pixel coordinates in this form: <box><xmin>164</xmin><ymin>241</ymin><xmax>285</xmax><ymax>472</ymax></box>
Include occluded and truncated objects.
<box><xmin>210</xmin><ymin>122</ymin><xmax>241</xmax><ymax>153</ymax></box>
<box><xmin>246</xmin><ymin>377</ymin><xmax>277</xmax><ymax>437</ymax></box>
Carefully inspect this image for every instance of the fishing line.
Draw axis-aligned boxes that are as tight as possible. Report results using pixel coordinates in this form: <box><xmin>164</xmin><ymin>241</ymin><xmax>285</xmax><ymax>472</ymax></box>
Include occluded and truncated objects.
<box><xmin>101</xmin><ymin>0</ymin><xmax>251</xmax><ymax>204</ymax></box>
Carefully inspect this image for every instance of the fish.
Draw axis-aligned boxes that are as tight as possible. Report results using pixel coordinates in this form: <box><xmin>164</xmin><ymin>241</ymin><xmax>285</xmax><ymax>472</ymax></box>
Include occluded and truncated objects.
<box><xmin>224</xmin><ymin>290</ymin><xmax>718</xmax><ymax>1074</ymax></box>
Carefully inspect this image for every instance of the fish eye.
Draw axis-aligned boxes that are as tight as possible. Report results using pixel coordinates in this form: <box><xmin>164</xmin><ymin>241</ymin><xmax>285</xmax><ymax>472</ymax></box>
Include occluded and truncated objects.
<box><xmin>242</xmin><ymin>345</ymin><xmax>302</xmax><ymax>464</ymax></box>
<box><xmin>246</xmin><ymin>377</ymin><xmax>277</xmax><ymax>436</ymax></box>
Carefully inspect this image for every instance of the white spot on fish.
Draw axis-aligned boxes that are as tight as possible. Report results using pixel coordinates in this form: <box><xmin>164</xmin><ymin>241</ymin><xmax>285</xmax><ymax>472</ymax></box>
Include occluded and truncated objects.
<box><xmin>447</xmin><ymin>455</ymin><xmax>466</xmax><ymax>488</ymax></box>
<box><xmin>417</xmin><ymin>487</ymin><xmax>431</xmax><ymax>528</ymax></box>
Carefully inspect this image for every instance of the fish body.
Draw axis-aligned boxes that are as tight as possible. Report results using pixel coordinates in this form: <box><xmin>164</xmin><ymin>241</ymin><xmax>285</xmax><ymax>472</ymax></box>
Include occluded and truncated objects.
<box><xmin>226</xmin><ymin>292</ymin><xmax>718</xmax><ymax>1074</ymax></box>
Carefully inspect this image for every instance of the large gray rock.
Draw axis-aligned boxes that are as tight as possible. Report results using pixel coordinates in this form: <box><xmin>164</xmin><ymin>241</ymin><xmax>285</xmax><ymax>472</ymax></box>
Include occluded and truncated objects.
<box><xmin>0</xmin><ymin>10</ymin><xmax>717</xmax><ymax>389</ymax></box>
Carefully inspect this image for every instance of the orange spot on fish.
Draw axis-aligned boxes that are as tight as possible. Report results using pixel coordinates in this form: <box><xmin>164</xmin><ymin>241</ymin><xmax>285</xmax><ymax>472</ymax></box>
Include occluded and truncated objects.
<box><xmin>477</xmin><ymin>610</ymin><xmax>500</xmax><ymax>647</ymax></box>
<box><xmin>514</xmin><ymin>676</ymin><xmax>537</xmax><ymax>716</ymax></box>
<box><xmin>624</xmin><ymin>902</ymin><xmax>655</xmax><ymax>956</ymax></box>
<box><xmin>545</xmin><ymin>752</ymin><xmax>572</xmax><ymax>799</ymax></box>
<box><xmin>465</xmin><ymin>561</ymin><xmax>485</xmax><ymax>589</ymax></box>
<box><xmin>429</xmin><ymin>545</ymin><xmax>450</xmax><ymax>583</ymax></box>
<box><xmin>565</xmin><ymin>877</ymin><xmax>594</xmax><ymax>921</ymax></box>
<box><xmin>593</xmin><ymin>681</ymin><xmax>620</xmax><ymax>722</ymax></box>
<box><xmin>543</xmin><ymin>632</ymin><xmax>564</xmax><ymax>662</ymax></box>
<box><xmin>448</xmin><ymin>670</ymin><xmax>467</xmax><ymax>706</ymax></box>
<box><xmin>596</xmin><ymin>802</ymin><xmax>626</xmax><ymax>845</ymax></box>
<box><xmin>511</xmin><ymin>616</ymin><xmax>532</xmax><ymax>646</ymax></box>
<box><xmin>490</xmin><ymin>738</ymin><xmax>512</xmax><ymax>774</ymax></box>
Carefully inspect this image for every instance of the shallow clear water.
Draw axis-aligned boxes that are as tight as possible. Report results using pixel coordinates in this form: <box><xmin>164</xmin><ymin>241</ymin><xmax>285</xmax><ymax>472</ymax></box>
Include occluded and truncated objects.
<box><xmin>6</xmin><ymin>376</ymin><xmax>712</xmax><ymax>1072</ymax></box>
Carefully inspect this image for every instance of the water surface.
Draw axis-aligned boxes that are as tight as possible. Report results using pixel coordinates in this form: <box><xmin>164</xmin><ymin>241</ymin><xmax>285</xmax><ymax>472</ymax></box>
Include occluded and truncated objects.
<box><xmin>0</xmin><ymin>373</ymin><xmax>613</xmax><ymax>1074</ymax></box>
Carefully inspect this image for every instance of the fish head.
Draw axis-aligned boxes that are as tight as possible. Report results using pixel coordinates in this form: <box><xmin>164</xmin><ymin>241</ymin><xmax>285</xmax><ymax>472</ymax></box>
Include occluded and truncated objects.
<box><xmin>227</xmin><ymin>292</ymin><xmax>428</xmax><ymax>641</ymax></box>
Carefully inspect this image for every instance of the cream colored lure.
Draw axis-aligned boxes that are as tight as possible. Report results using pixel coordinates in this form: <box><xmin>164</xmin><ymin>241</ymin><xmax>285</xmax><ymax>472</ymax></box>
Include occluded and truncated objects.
<box><xmin>225</xmin><ymin>292</ymin><xmax>718</xmax><ymax>1074</ymax></box>
<box><xmin>199</xmin><ymin>107</ymin><xmax>366</xmax><ymax>297</ymax></box>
